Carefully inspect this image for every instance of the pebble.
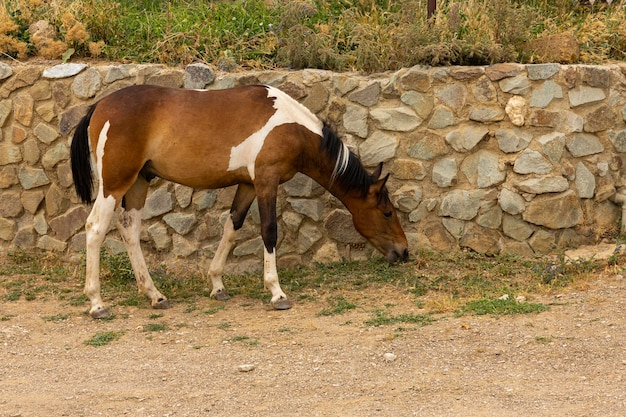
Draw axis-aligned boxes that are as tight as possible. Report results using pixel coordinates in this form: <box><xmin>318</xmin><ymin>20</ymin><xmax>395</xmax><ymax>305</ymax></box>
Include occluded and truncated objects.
<box><xmin>238</xmin><ymin>364</ymin><xmax>255</xmax><ymax>372</ymax></box>
<box><xmin>383</xmin><ymin>353</ymin><xmax>397</xmax><ymax>362</ymax></box>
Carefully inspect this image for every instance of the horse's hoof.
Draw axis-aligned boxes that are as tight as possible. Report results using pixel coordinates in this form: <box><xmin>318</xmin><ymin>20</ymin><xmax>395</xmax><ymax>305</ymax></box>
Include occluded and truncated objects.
<box><xmin>211</xmin><ymin>289</ymin><xmax>230</xmax><ymax>301</ymax></box>
<box><xmin>271</xmin><ymin>298</ymin><xmax>292</xmax><ymax>310</ymax></box>
<box><xmin>153</xmin><ymin>298</ymin><xmax>172</xmax><ymax>310</ymax></box>
<box><xmin>90</xmin><ymin>307</ymin><xmax>111</xmax><ymax>319</ymax></box>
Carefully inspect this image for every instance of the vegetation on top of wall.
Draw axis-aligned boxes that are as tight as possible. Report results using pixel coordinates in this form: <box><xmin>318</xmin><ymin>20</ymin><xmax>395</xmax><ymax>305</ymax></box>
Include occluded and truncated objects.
<box><xmin>1</xmin><ymin>0</ymin><xmax>625</xmax><ymax>72</ymax></box>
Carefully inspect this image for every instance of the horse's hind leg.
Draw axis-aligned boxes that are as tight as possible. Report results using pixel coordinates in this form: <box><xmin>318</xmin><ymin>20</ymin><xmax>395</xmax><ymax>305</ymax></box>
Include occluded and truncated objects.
<box><xmin>117</xmin><ymin>178</ymin><xmax>170</xmax><ymax>310</ymax></box>
<box><xmin>84</xmin><ymin>194</ymin><xmax>117</xmax><ymax>318</ymax></box>
<box><xmin>209</xmin><ymin>183</ymin><xmax>256</xmax><ymax>300</ymax></box>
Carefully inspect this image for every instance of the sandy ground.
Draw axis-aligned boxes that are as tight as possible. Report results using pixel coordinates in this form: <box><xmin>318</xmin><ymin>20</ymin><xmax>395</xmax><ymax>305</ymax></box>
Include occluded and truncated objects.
<box><xmin>0</xmin><ymin>271</ymin><xmax>624</xmax><ymax>417</ymax></box>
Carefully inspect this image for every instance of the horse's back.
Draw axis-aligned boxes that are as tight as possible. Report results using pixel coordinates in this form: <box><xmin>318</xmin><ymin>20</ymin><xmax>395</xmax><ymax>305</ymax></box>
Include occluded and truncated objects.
<box><xmin>89</xmin><ymin>84</ymin><xmax>321</xmax><ymax>189</ymax></box>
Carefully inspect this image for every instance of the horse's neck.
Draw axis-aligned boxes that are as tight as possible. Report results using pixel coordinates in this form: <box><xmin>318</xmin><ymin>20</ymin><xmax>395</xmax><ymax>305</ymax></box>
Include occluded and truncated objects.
<box><xmin>299</xmin><ymin>143</ymin><xmax>356</xmax><ymax>208</ymax></box>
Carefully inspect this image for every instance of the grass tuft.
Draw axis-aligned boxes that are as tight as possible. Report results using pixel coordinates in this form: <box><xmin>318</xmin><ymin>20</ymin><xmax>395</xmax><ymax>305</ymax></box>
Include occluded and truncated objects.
<box><xmin>144</xmin><ymin>323</ymin><xmax>168</xmax><ymax>332</ymax></box>
<box><xmin>84</xmin><ymin>331</ymin><xmax>124</xmax><ymax>347</ymax></box>
<box><xmin>318</xmin><ymin>294</ymin><xmax>358</xmax><ymax>316</ymax></box>
<box><xmin>457</xmin><ymin>298</ymin><xmax>549</xmax><ymax>317</ymax></box>
<box><xmin>365</xmin><ymin>309</ymin><xmax>435</xmax><ymax>327</ymax></box>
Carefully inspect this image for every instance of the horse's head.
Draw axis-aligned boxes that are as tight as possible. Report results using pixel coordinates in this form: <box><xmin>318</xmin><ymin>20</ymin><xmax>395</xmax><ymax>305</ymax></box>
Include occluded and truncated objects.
<box><xmin>349</xmin><ymin>164</ymin><xmax>409</xmax><ymax>263</ymax></box>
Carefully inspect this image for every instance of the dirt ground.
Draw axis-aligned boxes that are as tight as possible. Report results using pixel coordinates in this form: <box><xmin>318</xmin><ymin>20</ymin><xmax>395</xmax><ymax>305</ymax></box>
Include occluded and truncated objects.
<box><xmin>0</xmin><ymin>269</ymin><xmax>624</xmax><ymax>417</ymax></box>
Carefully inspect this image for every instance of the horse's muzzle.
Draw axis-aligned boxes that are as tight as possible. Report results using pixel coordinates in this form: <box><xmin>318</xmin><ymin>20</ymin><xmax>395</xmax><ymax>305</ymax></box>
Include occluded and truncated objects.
<box><xmin>387</xmin><ymin>247</ymin><xmax>409</xmax><ymax>264</ymax></box>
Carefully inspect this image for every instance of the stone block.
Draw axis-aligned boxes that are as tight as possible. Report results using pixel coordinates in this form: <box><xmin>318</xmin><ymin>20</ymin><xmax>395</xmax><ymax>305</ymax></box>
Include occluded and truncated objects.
<box><xmin>496</xmin><ymin>127</ymin><xmax>532</xmax><ymax>153</ymax></box>
<box><xmin>0</xmin><ymin>191</ymin><xmax>23</xmax><ymax>217</ymax></box>
<box><xmin>522</xmin><ymin>190</ymin><xmax>583</xmax><ymax>229</ymax></box>
<box><xmin>348</xmin><ymin>82</ymin><xmax>380</xmax><ymax>107</ymax></box>
<box><xmin>460</xmin><ymin>223</ymin><xmax>501</xmax><ymax>255</ymax></box>
<box><xmin>359</xmin><ymin>131</ymin><xmax>398</xmax><ymax>166</ymax></box>
<box><xmin>48</xmin><ymin>206</ymin><xmax>89</xmax><ymax>241</ymax></box>
<box><xmin>370</xmin><ymin>107</ymin><xmax>420</xmax><ymax>132</ymax></box>
<box><xmin>461</xmin><ymin>150</ymin><xmax>505</xmax><ymax>188</ymax></box>
<box><xmin>71</xmin><ymin>67</ymin><xmax>102</xmax><ymax>99</ymax></box>
<box><xmin>18</xmin><ymin>166</ymin><xmax>49</xmax><ymax>189</ymax></box>
<box><xmin>566</xmin><ymin>133</ymin><xmax>604</xmax><ymax>157</ymax></box>
<box><xmin>400</xmin><ymin>66</ymin><xmax>431</xmax><ymax>92</ymax></box>
<box><xmin>445</xmin><ymin>125</ymin><xmax>489</xmax><ymax>152</ymax></box>
<box><xmin>432</xmin><ymin>157</ymin><xmax>458</xmax><ymax>188</ymax></box>
<box><xmin>391</xmin><ymin>159</ymin><xmax>427</xmax><ymax>181</ymax></box>
<box><xmin>498</xmin><ymin>188</ymin><xmax>526</xmax><ymax>215</ymax></box>
<box><xmin>0</xmin><ymin>217</ymin><xmax>16</xmax><ymax>241</ymax></box>
<box><xmin>302</xmin><ymin>83</ymin><xmax>329</xmax><ymax>114</ymax></box>
<box><xmin>142</xmin><ymin>187</ymin><xmax>173</xmax><ymax>220</ymax></box>
<box><xmin>513</xmin><ymin>149</ymin><xmax>553</xmax><ymax>175</ymax></box>
<box><xmin>163</xmin><ymin>213</ymin><xmax>197</xmax><ymax>235</ymax></box>
<box><xmin>407</xmin><ymin>134</ymin><xmax>449</xmax><ymax>160</ymax></box>
<box><xmin>324</xmin><ymin>209</ymin><xmax>363</xmax><ymax>244</ymax></box>
<box><xmin>21</xmin><ymin>190</ymin><xmax>44</xmax><ymax>214</ymax></box>
<box><xmin>0</xmin><ymin>143</ymin><xmax>22</xmax><ymax>165</ymax></box>
<box><xmin>439</xmin><ymin>189</ymin><xmax>484</xmax><ymax>220</ymax></box>
<box><xmin>434</xmin><ymin>84</ymin><xmax>467</xmax><ymax>114</ymax></box>
<box><xmin>287</xmin><ymin>198</ymin><xmax>323</xmax><ymax>221</ymax></box>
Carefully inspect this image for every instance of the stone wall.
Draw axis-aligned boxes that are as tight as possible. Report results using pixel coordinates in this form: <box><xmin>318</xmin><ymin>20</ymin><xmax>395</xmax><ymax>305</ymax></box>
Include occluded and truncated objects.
<box><xmin>1</xmin><ymin>61</ymin><xmax>626</xmax><ymax>272</ymax></box>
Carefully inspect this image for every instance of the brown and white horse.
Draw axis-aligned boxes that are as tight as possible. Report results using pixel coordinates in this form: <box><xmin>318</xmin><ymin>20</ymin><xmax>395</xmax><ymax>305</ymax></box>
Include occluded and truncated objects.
<box><xmin>71</xmin><ymin>84</ymin><xmax>408</xmax><ymax>318</ymax></box>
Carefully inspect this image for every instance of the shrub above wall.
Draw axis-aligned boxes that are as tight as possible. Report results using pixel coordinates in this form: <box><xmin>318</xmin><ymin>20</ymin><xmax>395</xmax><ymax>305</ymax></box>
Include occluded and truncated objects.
<box><xmin>1</xmin><ymin>61</ymin><xmax>626</xmax><ymax>271</ymax></box>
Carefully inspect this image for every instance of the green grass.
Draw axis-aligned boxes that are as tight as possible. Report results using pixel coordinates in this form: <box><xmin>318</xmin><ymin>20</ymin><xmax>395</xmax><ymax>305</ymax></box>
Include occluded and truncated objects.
<box><xmin>457</xmin><ymin>298</ymin><xmax>549</xmax><ymax>317</ymax></box>
<box><xmin>229</xmin><ymin>335</ymin><xmax>259</xmax><ymax>346</ymax></box>
<box><xmin>0</xmin><ymin>245</ymin><xmax>621</xmax><ymax>319</ymax></box>
<box><xmin>42</xmin><ymin>314</ymin><xmax>70</xmax><ymax>322</ymax></box>
<box><xmin>144</xmin><ymin>323</ymin><xmax>168</xmax><ymax>332</ymax></box>
<box><xmin>2</xmin><ymin>0</ymin><xmax>625</xmax><ymax>71</ymax></box>
<box><xmin>535</xmin><ymin>336</ymin><xmax>553</xmax><ymax>344</ymax></box>
<box><xmin>365</xmin><ymin>309</ymin><xmax>435</xmax><ymax>327</ymax></box>
<box><xmin>84</xmin><ymin>331</ymin><xmax>124</xmax><ymax>347</ymax></box>
<box><xmin>318</xmin><ymin>295</ymin><xmax>358</xmax><ymax>316</ymax></box>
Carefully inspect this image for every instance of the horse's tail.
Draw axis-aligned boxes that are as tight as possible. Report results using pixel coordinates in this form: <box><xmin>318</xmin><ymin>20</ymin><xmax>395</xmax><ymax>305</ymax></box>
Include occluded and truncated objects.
<box><xmin>70</xmin><ymin>104</ymin><xmax>97</xmax><ymax>204</ymax></box>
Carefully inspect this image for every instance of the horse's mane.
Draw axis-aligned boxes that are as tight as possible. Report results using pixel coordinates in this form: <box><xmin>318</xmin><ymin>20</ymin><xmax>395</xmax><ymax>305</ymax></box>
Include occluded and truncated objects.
<box><xmin>320</xmin><ymin>123</ymin><xmax>374</xmax><ymax>198</ymax></box>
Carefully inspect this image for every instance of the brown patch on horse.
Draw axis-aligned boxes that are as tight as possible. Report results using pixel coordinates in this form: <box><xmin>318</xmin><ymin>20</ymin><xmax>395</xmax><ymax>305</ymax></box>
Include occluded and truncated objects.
<box><xmin>90</xmin><ymin>85</ymin><xmax>279</xmax><ymax>198</ymax></box>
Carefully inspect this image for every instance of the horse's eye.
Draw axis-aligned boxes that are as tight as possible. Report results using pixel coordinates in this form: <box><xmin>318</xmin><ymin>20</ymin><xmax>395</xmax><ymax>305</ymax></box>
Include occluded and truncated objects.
<box><xmin>383</xmin><ymin>211</ymin><xmax>392</xmax><ymax>218</ymax></box>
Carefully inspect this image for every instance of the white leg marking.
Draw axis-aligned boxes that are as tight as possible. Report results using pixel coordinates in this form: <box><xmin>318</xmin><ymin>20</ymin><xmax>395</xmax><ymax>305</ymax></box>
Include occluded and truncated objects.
<box><xmin>117</xmin><ymin>208</ymin><xmax>167</xmax><ymax>306</ymax></box>
<box><xmin>84</xmin><ymin>121</ymin><xmax>115</xmax><ymax>317</ymax></box>
<box><xmin>208</xmin><ymin>216</ymin><xmax>238</xmax><ymax>297</ymax></box>
<box><xmin>227</xmin><ymin>86</ymin><xmax>323</xmax><ymax>180</ymax></box>
<box><xmin>84</xmin><ymin>194</ymin><xmax>116</xmax><ymax>317</ymax></box>
<box><xmin>264</xmin><ymin>247</ymin><xmax>287</xmax><ymax>304</ymax></box>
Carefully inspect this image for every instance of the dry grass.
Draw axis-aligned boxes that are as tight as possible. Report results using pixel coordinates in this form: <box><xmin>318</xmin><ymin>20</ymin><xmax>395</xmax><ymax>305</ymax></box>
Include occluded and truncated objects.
<box><xmin>1</xmin><ymin>0</ymin><xmax>625</xmax><ymax>70</ymax></box>
<box><xmin>1</xmin><ymin>243</ymin><xmax>624</xmax><ymax>318</ymax></box>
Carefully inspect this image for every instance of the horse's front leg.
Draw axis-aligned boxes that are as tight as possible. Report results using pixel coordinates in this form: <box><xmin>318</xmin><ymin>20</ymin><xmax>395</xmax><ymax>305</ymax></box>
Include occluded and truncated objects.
<box><xmin>84</xmin><ymin>195</ymin><xmax>117</xmax><ymax>318</ymax></box>
<box><xmin>256</xmin><ymin>185</ymin><xmax>292</xmax><ymax>310</ymax></box>
<box><xmin>209</xmin><ymin>183</ymin><xmax>256</xmax><ymax>300</ymax></box>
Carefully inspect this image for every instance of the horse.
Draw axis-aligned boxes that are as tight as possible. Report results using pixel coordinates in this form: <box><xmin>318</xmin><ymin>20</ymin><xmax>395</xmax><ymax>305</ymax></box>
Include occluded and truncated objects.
<box><xmin>70</xmin><ymin>84</ymin><xmax>408</xmax><ymax>319</ymax></box>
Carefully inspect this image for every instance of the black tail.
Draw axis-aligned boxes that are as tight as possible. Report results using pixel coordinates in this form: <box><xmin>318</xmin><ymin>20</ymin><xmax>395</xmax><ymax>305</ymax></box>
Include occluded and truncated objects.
<box><xmin>70</xmin><ymin>104</ymin><xmax>97</xmax><ymax>204</ymax></box>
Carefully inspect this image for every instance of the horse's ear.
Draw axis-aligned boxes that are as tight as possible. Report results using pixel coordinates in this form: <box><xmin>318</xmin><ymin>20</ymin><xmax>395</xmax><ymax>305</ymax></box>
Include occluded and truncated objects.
<box><xmin>371</xmin><ymin>162</ymin><xmax>384</xmax><ymax>179</ymax></box>
<box><xmin>370</xmin><ymin>173</ymin><xmax>390</xmax><ymax>194</ymax></box>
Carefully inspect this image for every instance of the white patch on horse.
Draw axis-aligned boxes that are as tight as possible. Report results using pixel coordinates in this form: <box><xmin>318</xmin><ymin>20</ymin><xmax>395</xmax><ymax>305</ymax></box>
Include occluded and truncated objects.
<box><xmin>84</xmin><ymin>120</ymin><xmax>117</xmax><ymax>316</ymax></box>
<box><xmin>95</xmin><ymin>120</ymin><xmax>111</xmax><ymax>198</ymax></box>
<box><xmin>228</xmin><ymin>86</ymin><xmax>323</xmax><ymax>180</ymax></box>
<box><xmin>263</xmin><ymin>246</ymin><xmax>287</xmax><ymax>304</ymax></box>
